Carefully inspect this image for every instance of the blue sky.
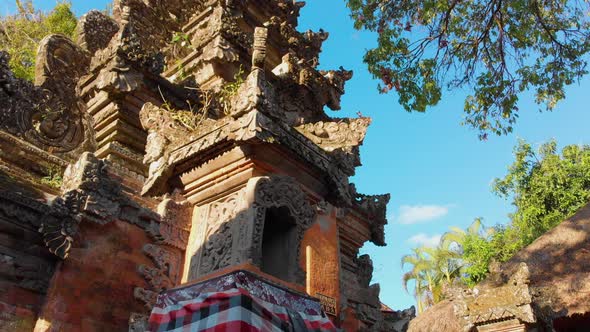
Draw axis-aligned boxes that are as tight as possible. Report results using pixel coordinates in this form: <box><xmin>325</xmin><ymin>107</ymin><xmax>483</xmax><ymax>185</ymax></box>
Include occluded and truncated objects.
<box><xmin>5</xmin><ymin>0</ymin><xmax>590</xmax><ymax>311</ymax></box>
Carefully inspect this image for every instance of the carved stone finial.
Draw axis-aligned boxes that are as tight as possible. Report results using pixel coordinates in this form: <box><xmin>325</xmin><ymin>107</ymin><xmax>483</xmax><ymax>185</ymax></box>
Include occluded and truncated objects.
<box><xmin>322</xmin><ymin>67</ymin><xmax>354</xmax><ymax>110</ymax></box>
<box><xmin>76</xmin><ymin>10</ymin><xmax>119</xmax><ymax>54</ymax></box>
<box><xmin>35</xmin><ymin>35</ymin><xmax>90</xmax><ymax>99</ymax></box>
<box><xmin>252</xmin><ymin>27</ymin><xmax>269</xmax><ymax>69</ymax></box>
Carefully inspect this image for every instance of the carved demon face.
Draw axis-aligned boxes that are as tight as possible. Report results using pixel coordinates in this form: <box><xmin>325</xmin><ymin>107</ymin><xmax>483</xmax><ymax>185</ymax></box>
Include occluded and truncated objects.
<box><xmin>33</xmin><ymin>111</ymin><xmax>68</xmax><ymax>139</ymax></box>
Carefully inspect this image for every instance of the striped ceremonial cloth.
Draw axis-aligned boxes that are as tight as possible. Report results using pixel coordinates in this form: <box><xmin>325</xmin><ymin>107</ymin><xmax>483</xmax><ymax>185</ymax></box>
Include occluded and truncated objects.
<box><xmin>148</xmin><ymin>271</ymin><xmax>338</xmax><ymax>332</ymax></box>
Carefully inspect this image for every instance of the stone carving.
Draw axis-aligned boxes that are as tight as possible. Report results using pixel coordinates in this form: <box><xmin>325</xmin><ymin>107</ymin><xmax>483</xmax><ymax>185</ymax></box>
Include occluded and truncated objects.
<box><xmin>199</xmin><ymin>191</ymin><xmax>245</xmax><ymax>275</ymax></box>
<box><xmin>143</xmin><ymin>243</ymin><xmax>182</xmax><ymax>284</ymax></box>
<box><xmin>128</xmin><ymin>313</ymin><xmax>149</xmax><ymax>332</ymax></box>
<box><xmin>0</xmin><ymin>42</ymin><xmax>90</xmax><ymax>155</ymax></box>
<box><xmin>36</xmin><ymin>34</ymin><xmax>90</xmax><ymax>102</ymax></box>
<box><xmin>140</xmin><ymin>102</ymin><xmax>213</xmax><ymax>196</ymax></box>
<box><xmin>270</xmin><ymin>52</ymin><xmax>354</xmax><ymax>116</ymax></box>
<box><xmin>252</xmin><ymin>27</ymin><xmax>268</xmax><ymax>69</ymax></box>
<box><xmin>138</xmin><ymin>264</ymin><xmax>173</xmax><ymax>292</ymax></box>
<box><xmin>350</xmin><ymin>184</ymin><xmax>390</xmax><ymax>246</ymax></box>
<box><xmin>133</xmin><ymin>287</ymin><xmax>159</xmax><ymax>310</ymax></box>
<box><xmin>39</xmin><ymin>153</ymin><xmax>162</xmax><ymax>259</ymax></box>
<box><xmin>447</xmin><ymin>263</ymin><xmax>535</xmax><ymax>331</ymax></box>
<box><xmin>266</xmin><ymin>15</ymin><xmax>328</xmax><ymax>67</ymax></box>
<box><xmin>253</xmin><ymin>176</ymin><xmax>316</xmax><ymax>233</ymax></box>
<box><xmin>357</xmin><ymin>254</ymin><xmax>374</xmax><ymax>288</ymax></box>
<box><xmin>348</xmin><ymin>254</ymin><xmax>385</xmax><ymax>329</ymax></box>
<box><xmin>276</xmin><ymin>0</ymin><xmax>306</xmax><ymax>27</ymax></box>
<box><xmin>135</xmin><ymin>243</ymin><xmax>181</xmax><ymax>310</ymax></box>
<box><xmin>250</xmin><ymin>175</ymin><xmax>316</xmax><ymax>283</ymax></box>
<box><xmin>296</xmin><ymin>117</ymin><xmax>372</xmax><ymax>152</ymax></box>
<box><xmin>296</xmin><ymin>117</ymin><xmax>371</xmax><ymax>174</ymax></box>
<box><xmin>383</xmin><ymin>306</ymin><xmax>416</xmax><ymax>332</ymax></box>
<box><xmin>157</xmin><ymin>197</ymin><xmax>192</xmax><ymax>250</ymax></box>
<box><xmin>321</xmin><ymin>67</ymin><xmax>354</xmax><ymax>110</ymax></box>
<box><xmin>76</xmin><ymin>10</ymin><xmax>120</xmax><ymax>54</ymax></box>
<box><xmin>188</xmin><ymin>177</ymin><xmax>316</xmax><ymax>283</ymax></box>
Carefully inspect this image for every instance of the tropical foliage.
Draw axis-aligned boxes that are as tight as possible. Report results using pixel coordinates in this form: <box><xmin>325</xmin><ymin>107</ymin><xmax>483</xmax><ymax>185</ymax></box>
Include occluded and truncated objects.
<box><xmin>346</xmin><ymin>0</ymin><xmax>590</xmax><ymax>139</ymax></box>
<box><xmin>401</xmin><ymin>237</ymin><xmax>462</xmax><ymax>313</ymax></box>
<box><xmin>0</xmin><ymin>0</ymin><xmax>78</xmax><ymax>81</ymax></box>
<box><xmin>403</xmin><ymin>140</ymin><xmax>590</xmax><ymax>310</ymax></box>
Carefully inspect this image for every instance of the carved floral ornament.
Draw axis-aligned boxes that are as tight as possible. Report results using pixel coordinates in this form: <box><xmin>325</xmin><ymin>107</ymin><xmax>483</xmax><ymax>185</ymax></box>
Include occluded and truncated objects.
<box><xmin>249</xmin><ymin>175</ymin><xmax>316</xmax><ymax>227</ymax></box>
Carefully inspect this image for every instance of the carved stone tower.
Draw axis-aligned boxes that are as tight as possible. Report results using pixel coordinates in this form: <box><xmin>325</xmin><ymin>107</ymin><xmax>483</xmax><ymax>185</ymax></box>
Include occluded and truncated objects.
<box><xmin>0</xmin><ymin>1</ymin><xmax>389</xmax><ymax>331</ymax></box>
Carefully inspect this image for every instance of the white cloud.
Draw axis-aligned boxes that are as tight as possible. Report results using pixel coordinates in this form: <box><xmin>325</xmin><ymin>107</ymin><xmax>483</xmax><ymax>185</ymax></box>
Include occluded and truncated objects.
<box><xmin>398</xmin><ymin>205</ymin><xmax>449</xmax><ymax>224</ymax></box>
<box><xmin>407</xmin><ymin>233</ymin><xmax>442</xmax><ymax>248</ymax></box>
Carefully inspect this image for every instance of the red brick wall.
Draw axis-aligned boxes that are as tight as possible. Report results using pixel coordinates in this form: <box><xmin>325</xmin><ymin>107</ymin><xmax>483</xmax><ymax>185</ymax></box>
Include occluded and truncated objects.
<box><xmin>34</xmin><ymin>220</ymin><xmax>154</xmax><ymax>332</ymax></box>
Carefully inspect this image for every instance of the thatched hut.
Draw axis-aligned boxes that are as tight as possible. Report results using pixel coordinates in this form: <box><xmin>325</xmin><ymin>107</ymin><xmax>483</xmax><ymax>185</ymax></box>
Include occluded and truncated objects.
<box><xmin>408</xmin><ymin>202</ymin><xmax>590</xmax><ymax>331</ymax></box>
<box><xmin>407</xmin><ymin>300</ymin><xmax>462</xmax><ymax>332</ymax></box>
<box><xmin>498</xmin><ymin>202</ymin><xmax>590</xmax><ymax>329</ymax></box>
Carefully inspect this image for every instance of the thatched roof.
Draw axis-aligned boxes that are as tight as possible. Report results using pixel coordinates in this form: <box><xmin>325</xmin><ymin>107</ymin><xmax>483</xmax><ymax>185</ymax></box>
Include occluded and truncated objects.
<box><xmin>497</xmin><ymin>202</ymin><xmax>590</xmax><ymax>320</ymax></box>
<box><xmin>407</xmin><ymin>300</ymin><xmax>462</xmax><ymax>332</ymax></box>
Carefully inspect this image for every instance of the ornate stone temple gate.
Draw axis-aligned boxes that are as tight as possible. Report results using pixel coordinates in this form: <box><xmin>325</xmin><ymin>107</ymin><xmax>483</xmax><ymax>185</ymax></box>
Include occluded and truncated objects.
<box><xmin>0</xmin><ymin>1</ymin><xmax>391</xmax><ymax>331</ymax></box>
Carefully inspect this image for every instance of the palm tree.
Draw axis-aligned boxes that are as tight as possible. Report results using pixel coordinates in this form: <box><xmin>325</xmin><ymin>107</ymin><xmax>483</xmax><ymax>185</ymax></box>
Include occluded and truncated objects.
<box><xmin>401</xmin><ymin>247</ymin><xmax>432</xmax><ymax>313</ymax></box>
<box><xmin>401</xmin><ymin>243</ymin><xmax>462</xmax><ymax>313</ymax></box>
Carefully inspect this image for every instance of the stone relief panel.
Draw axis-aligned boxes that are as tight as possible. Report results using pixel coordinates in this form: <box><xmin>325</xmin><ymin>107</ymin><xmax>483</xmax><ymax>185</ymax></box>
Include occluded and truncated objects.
<box><xmin>186</xmin><ymin>176</ymin><xmax>316</xmax><ymax>284</ymax></box>
<box><xmin>187</xmin><ymin>188</ymin><xmax>248</xmax><ymax>280</ymax></box>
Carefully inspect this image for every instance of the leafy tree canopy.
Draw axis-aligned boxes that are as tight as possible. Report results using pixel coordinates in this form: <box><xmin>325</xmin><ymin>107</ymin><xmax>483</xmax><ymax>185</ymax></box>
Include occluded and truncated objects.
<box><xmin>347</xmin><ymin>0</ymin><xmax>590</xmax><ymax>139</ymax></box>
<box><xmin>0</xmin><ymin>0</ymin><xmax>77</xmax><ymax>81</ymax></box>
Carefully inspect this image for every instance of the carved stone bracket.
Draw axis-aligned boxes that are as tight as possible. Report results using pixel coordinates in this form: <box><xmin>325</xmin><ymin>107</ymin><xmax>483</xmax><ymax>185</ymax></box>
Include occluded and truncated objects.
<box><xmin>349</xmin><ymin>184</ymin><xmax>390</xmax><ymax>246</ymax></box>
<box><xmin>296</xmin><ymin>118</ymin><xmax>371</xmax><ymax>152</ymax></box>
<box><xmin>39</xmin><ymin>152</ymin><xmax>162</xmax><ymax>259</ymax></box>
<box><xmin>296</xmin><ymin>117</ymin><xmax>372</xmax><ymax>175</ymax></box>
<box><xmin>135</xmin><ymin>243</ymin><xmax>181</xmax><ymax>310</ymax></box>
<box><xmin>157</xmin><ymin>197</ymin><xmax>192</xmax><ymax>250</ymax></box>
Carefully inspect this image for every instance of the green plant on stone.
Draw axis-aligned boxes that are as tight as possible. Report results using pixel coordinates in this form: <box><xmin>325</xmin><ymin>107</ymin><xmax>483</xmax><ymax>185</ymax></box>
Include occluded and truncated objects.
<box><xmin>218</xmin><ymin>65</ymin><xmax>246</xmax><ymax>115</ymax></box>
<box><xmin>171</xmin><ymin>31</ymin><xmax>190</xmax><ymax>45</ymax></box>
<box><xmin>169</xmin><ymin>31</ymin><xmax>191</xmax><ymax>62</ymax></box>
<box><xmin>40</xmin><ymin>165</ymin><xmax>63</xmax><ymax>189</ymax></box>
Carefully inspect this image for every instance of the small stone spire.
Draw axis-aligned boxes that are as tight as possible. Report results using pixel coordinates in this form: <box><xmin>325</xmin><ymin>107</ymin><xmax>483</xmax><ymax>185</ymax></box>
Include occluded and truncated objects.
<box><xmin>252</xmin><ymin>27</ymin><xmax>268</xmax><ymax>70</ymax></box>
